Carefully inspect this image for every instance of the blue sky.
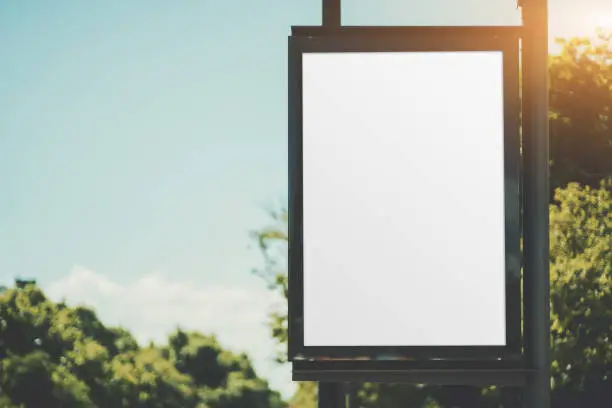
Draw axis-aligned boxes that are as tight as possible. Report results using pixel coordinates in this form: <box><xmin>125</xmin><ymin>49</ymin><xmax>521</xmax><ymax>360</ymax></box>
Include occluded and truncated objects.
<box><xmin>0</xmin><ymin>0</ymin><xmax>610</xmax><ymax>399</ymax></box>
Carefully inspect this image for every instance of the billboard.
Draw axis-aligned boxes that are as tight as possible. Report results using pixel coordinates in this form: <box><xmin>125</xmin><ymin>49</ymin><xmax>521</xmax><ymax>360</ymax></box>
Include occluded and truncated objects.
<box><xmin>288</xmin><ymin>36</ymin><xmax>521</xmax><ymax>360</ymax></box>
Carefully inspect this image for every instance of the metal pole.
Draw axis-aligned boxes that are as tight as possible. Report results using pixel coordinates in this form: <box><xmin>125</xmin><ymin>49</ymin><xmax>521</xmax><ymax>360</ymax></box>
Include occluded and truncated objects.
<box><xmin>318</xmin><ymin>2</ymin><xmax>342</xmax><ymax>405</ymax></box>
<box><xmin>322</xmin><ymin>0</ymin><xmax>341</xmax><ymax>27</ymax></box>
<box><xmin>318</xmin><ymin>382</ymin><xmax>345</xmax><ymax>408</ymax></box>
<box><xmin>346</xmin><ymin>383</ymin><xmax>356</xmax><ymax>408</ymax></box>
<box><xmin>521</xmin><ymin>0</ymin><xmax>551</xmax><ymax>406</ymax></box>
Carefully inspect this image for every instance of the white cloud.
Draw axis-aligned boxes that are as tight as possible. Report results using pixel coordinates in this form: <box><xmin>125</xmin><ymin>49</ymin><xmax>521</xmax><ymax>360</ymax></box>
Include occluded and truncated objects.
<box><xmin>44</xmin><ymin>266</ymin><xmax>295</xmax><ymax>398</ymax></box>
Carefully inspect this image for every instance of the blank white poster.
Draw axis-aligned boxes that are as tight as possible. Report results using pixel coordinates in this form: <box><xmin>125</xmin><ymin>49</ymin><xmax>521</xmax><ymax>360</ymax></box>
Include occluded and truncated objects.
<box><xmin>301</xmin><ymin>51</ymin><xmax>507</xmax><ymax>347</ymax></box>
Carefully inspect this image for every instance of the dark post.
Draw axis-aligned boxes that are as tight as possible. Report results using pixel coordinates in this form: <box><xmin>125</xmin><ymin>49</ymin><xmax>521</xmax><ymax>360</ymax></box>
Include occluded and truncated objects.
<box><xmin>521</xmin><ymin>0</ymin><xmax>551</xmax><ymax>406</ymax></box>
<box><xmin>322</xmin><ymin>0</ymin><xmax>341</xmax><ymax>27</ymax></box>
<box><xmin>346</xmin><ymin>383</ymin><xmax>356</xmax><ymax>408</ymax></box>
<box><xmin>317</xmin><ymin>2</ymin><xmax>343</xmax><ymax>406</ymax></box>
<box><xmin>318</xmin><ymin>382</ymin><xmax>346</xmax><ymax>408</ymax></box>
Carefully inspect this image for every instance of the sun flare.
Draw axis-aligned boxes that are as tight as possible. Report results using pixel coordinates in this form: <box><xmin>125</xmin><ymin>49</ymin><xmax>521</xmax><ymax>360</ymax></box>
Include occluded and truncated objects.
<box><xmin>584</xmin><ymin>11</ymin><xmax>612</xmax><ymax>31</ymax></box>
<box><xmin>548</xmin><ymin>8</ymin><xmax>612</xmax><ymax>54</ymax></box>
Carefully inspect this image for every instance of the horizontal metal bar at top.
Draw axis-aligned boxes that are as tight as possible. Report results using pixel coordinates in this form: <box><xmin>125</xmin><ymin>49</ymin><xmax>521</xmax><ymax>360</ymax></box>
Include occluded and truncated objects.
<box><xmin>294</xmin><ymin>368</ymin><xmax>533</xmax><ymax>386</ymax></box>
<box><xmin>291</xmin><ymin>25</ymin><xmax>525</xmax><ymax>39</ymax></box>
<box><xmin>293</xmin><ymin>359</ymin><xmax>526</xmax><ymax>371</ymax></box>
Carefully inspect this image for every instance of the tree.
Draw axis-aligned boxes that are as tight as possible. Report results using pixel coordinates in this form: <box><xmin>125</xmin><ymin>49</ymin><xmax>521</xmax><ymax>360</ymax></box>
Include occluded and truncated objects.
<box><xmin>167</xmin><ymin>330</ymin><xmax>285</xmax><ymax>408</ymax></box>
<box><xmin>1</xmin><ymin>351</ymin><xmax>94</xmax><ymax>408</ymax></box>
<box><xmin>549</xmin><ymin>31</ymin><xmax>612</xmax><ymax>191</ymax></box>
<box><xmin>0</xmin><ymin>282</ymin><xmax>286</xmax><ymax>408</ymax></box>
<box><xmin>73</xmin><ymin>306</ymin><xmax>139</xmax><ymax>356</ymax></box>
<box><xmin>548</xmin><ymin>181</ymin><xmax>612</xmax><ymax>407</ymax></box>
<box><xmin>198</xmin><ymin>372</ymin><xmax>286</xmax><ymax>408</ymax></box>
<box><xmin>106</xmin><ymin>347</ymin><xmax>198</xmax><ymax>408</ymax></box>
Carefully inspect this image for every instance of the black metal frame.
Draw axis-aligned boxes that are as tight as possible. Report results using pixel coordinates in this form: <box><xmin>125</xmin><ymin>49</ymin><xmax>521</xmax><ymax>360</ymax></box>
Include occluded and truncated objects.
<box><xmin>295</xmin><ymin>360</ymin><xmax>533</xmax><ymax>386</ymax></box>
<box><xmin>288</xmin><ymin>26</ymin><xmax>523</xmax><ymax>363</ymax></box>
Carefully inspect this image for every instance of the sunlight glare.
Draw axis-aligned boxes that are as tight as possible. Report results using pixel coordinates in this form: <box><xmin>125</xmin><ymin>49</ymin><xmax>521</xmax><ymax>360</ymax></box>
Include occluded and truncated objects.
<box><xmin>584</xmin><ymin>11</ymin><xmax>612</xmax><ymax>31</ymax></box>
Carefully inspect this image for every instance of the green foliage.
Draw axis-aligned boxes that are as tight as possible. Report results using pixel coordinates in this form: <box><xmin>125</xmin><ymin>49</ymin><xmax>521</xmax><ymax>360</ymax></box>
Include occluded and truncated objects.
<box><xmin>169</xmin><ymin>330</ymin><xmax>255</xmax><ymax>388</ymax></box>
<box><xmin>288</xmin><ymin>382</ymin><xmax>317</xmax><ymax>408</ymax></box>
<box><xmin>105</xmin><ymin>347</ymin><xmax>198</xmax><ymax>408</ymax></box>
<box><xmin>0</xmin><ymin>284</ymin><xmax>286</xmax><ymax>408</ymax></box>
<box><xmin>198</xmin><ymin>372</ymin><xmax>286</xmax><ymax>408</ymax></box>
<box><xmin>1</xmin><ymin>351</ymin><xmax>94</xmax><ymax>408</ymax></box>
<box><xmin>251</xmin><ymin>208</ymin><xmax>289</xmax><ymax>365</ymax></box>
<box><xmin>550</xmin><ymin>31</ymin><xmax>612</xmax><ymax>190</ymax></box>
<box><xmin>549</xmin><ymin>182</ymin><xmax>612</xmax><ymax>405</ymax></box>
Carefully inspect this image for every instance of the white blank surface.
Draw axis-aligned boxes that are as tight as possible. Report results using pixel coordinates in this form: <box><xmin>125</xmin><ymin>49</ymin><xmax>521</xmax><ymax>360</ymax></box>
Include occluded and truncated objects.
<box><xmin>301</xmin><ymin>52</ymin><xmax>506</xmax><ymax>347</ymax></box>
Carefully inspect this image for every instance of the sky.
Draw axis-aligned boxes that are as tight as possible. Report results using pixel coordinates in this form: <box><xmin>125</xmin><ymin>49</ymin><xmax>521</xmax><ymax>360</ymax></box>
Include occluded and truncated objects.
<box><xmin>0</xmin><ymin>0</ymin><xmax>611</xmax><ymax>399</ymax></box>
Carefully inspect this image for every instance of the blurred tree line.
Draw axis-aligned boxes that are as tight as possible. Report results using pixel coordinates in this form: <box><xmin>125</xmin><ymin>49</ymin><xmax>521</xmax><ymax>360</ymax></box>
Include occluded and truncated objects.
<box><xmin>253</xmin><ymin>32</ymin><xmax>612</xmax><ymax>407</ymax></box>
<box><xmin>0</xmin><ymin>284</ymin><xmax>286</xmax><ymax>408</ymax></box>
